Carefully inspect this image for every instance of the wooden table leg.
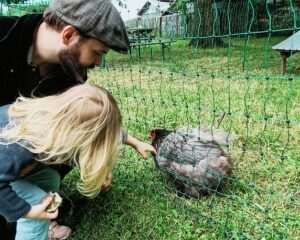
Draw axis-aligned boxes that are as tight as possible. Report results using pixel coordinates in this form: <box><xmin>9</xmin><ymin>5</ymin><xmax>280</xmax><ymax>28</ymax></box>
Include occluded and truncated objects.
<box><xmin>129</xmin><ymin>47</ymin><xmax>133</xmax><ymax>60</ymax></box>
<box><xmin>281</xmin><ymin>56</ymin><xmax>287</xmax><ymax>75</ymax></box>
<box><xmin>161</xmin><ymin>43</ymin><xmax>165</xmax><ymax>62</ymax></box>
<box><xmin>138</xmin><ymin>45</ymin><xmax>141</xmax><ymax>60</ymax></box>
<box><xmin>280</xmin><ymin>51</ymin><xmax>291</xmax><ymax>75</ymax></box>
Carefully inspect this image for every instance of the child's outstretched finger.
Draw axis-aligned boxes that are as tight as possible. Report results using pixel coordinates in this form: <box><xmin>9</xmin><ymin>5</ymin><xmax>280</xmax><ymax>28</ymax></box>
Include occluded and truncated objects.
<box><xmin>150</xmin><ymin>146</ymin><xmax>157</xmax><ymax>155</ymax></box>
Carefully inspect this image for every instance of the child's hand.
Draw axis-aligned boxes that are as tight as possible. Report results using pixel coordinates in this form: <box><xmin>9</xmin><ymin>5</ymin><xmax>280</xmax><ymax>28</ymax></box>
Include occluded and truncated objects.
<box><xmin>102</xmin><ymin>171</ymin><xmax>113</xmax><ymax>192</ymax></box>
<box><xmin>134</xmin><ymin>141</ymin><xmax>157</xmax><ymax>160</ymax></box>
<box><xmin>123</xmin><ymin>134</ymin><xmax>157</xmax><ymax>159</ymax></box>
<box><xmin>24</xmin><ymin>195</ymin><xmax>58</xmax><ymax>220</ymax></box>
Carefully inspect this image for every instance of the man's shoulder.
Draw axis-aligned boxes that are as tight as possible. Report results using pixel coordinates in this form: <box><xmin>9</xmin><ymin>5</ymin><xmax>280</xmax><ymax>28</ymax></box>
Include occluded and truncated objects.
<box><xmin>20</xmin><ymin>13</ymin><xmax>43</xmax><ymax>26</ymax></box>
<box><xmin>0</xmin><ymin>13</ymin><xmax>42</xmax><ymax>22</ymax></box>
<box><xmin>0</xmin><ymin>14</ymin><xmax>43</xmax><ymax>66</ymax></box>
<box><xmin>0</xmin><ymin>16</ymin><xmax>19</xmax><ymax>38</ymax></box>
<box><xmin>0</xmin><ymin>14</ymin><xmax>42</xmax><ymax>40</ymax></box>
<box><xmin>0</xmin><ymin>15</ymin><xmax>18</xmax><ymax>24</ymax></box>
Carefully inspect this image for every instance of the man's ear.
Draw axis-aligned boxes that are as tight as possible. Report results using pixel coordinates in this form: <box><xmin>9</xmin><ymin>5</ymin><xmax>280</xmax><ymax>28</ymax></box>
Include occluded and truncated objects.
<box><xmin>61</xmin><ymin>25</ymin><xmax>79</xmax><ymax>45</ymax></box>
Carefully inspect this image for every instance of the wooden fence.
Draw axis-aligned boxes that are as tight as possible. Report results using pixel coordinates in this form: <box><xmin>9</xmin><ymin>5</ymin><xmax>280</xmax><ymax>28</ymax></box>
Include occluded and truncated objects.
<box><xmin>126</xmin><ymin>2</ymin><xmax>300</xmax><ymax>38</ymax></box>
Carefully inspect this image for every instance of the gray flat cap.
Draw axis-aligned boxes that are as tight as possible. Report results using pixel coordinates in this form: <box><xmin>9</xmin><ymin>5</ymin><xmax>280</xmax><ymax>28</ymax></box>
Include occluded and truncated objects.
<box><xmin>46</xmin><ymin>0</ymin><xmax>130</xmax><ymax>54</ymax></box>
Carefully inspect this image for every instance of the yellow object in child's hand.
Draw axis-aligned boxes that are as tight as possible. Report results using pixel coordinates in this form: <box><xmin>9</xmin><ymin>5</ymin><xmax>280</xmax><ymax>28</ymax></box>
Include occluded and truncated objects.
<box><xmin>46</xmin><ymin>192</ymin><xmax>62</xmax><ymax>213</ymax></box>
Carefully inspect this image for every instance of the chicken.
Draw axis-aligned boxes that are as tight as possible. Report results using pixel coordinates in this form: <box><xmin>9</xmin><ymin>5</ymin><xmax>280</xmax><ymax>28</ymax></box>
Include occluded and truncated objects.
<box><xmin>150</xmin><ymin>125</ymin><xmax>235</xmax><ymax>198</ymax></box>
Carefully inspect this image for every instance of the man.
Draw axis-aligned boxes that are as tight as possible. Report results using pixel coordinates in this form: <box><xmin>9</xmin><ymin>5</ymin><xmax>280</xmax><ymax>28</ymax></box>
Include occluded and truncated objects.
<box><xmin>0</xmin><ymin>0</ymin><xmax>129</xmax><ymax>104</ymax></box>
<box><xmin>0</xmin><ymin>0</ymin><xmax>156</xmax><ymax>239</ymax></box>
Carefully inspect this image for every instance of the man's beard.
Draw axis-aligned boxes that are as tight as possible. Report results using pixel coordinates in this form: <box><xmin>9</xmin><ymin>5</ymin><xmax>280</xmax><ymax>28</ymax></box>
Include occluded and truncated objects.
<box><xmin>58</xmin><ymin>42</ymin><xmax>93</xmax><ymax>83</ymax></box>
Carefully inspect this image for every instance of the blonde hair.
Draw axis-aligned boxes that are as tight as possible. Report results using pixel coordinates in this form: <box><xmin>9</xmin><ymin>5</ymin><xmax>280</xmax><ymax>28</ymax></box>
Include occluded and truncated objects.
<box><xmin>0</xmin><ymin>84</ymin><xmax>122</xmax><ymax>198</ymax></box>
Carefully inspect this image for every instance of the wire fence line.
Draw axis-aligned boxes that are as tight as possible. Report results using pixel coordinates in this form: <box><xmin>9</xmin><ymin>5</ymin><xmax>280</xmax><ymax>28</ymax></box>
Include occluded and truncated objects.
<box><xmin>126</xmin><ymin>1</ymin><xmax>300</xmax><ymax>38</ymax></box>
<box><xmin>1</xmin><ymin>1</ymin><xmax>299</xmax><ymax>239</ymax></box>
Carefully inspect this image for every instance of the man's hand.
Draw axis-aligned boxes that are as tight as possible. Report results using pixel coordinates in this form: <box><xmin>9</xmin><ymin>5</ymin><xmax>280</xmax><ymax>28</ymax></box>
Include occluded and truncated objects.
<box><xmin>102</xmin><ymin>172</ymin><xmax>113</xmax><ymax>193</ymax></box>
<box><xmin>24</xmin><ymin>195</ymin><xmax>58</xmax><ymax>220</ymax></box>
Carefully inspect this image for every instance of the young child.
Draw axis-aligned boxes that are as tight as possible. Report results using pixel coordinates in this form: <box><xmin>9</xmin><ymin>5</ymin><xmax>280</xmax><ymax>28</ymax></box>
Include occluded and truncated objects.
<box><xmin>0</xmin><ymin>84</ymin><xmax>156</xmax><ymax>240</ymax></box>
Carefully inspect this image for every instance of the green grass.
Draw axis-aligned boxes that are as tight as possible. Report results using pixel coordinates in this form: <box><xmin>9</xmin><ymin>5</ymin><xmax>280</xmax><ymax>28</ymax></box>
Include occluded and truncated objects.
<box><xmin>0</xmin><ymin>2</ymin><xmax>47</xmax><ymax>16</ymax></box>
<box><xmin>105</xmin><ymin>37</ymin><xmax>300</xmax><ymax>78</ymax></box>
<box><xmin>63</xmin><ymin>37</ymin><xmax>299</xmax><ymax>239</ymax></box>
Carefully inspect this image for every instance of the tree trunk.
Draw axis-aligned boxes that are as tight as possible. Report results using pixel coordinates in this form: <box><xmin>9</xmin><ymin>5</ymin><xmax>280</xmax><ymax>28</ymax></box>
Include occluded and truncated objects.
<box><xmin>188</xmin><ymin>0</ymin><xmax>224</xmax><ymax>48</ymax></box>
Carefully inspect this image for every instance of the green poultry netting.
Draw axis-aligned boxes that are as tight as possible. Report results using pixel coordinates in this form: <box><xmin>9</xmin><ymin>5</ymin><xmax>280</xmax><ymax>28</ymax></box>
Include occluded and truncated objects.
<box><xmin>0</xmin><ymin>0</ymin><xmax>48</xmax><ymax>15</ymax></box>
<box><xmin>1</xmin><ymin>0</ymin><xmax>299</xmax><ymax>239</ymax></box>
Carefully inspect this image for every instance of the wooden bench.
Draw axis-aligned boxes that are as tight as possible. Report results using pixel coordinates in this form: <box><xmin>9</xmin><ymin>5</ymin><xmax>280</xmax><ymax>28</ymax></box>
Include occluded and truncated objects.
<box><xmin>129</xmin><ymin>36</ymin><xmax>155</xmax><ymax>44</ymax></box>
<box><xmin>129</xmin><ymin>39</ymin><xmax>176</xmax><ymax>61</ymax></box>
<box><xmin>272</xmin><ymin>31</ymin><xmax>300</xmax><ymax>75</ymax></box>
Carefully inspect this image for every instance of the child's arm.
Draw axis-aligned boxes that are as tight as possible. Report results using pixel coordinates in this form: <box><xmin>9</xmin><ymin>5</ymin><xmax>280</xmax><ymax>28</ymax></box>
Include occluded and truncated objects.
<box><xmin>101</xmin><ymin>133</ymin><xmax>157</xmax><ymax>193</ymax></box>
<box><xmin>0</xmin><ymin>154</ymin><xmax>59</xmax><ymax>221</ymax></box>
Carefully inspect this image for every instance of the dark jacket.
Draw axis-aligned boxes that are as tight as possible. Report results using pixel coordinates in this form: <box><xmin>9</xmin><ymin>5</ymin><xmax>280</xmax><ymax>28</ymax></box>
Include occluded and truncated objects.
<box><xmin>0</xmin><ymin>105</ymin><xmax>35</xmax><ymax>222</ymax></box>
<box><xmin>0</xmin><ymin>14</ymin><xmax>86</xmax><ymax>106</ymax></box>
<box><xmin>0</xmin><ymin>14</ymin><xmax>84</xmax><ymax>223</ymax></box>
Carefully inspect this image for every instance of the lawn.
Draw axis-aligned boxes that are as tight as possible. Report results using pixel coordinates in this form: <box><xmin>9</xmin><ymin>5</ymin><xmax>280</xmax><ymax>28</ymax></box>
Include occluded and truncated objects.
<box><xmin>62</xmin><ymin>37</ymin><xmax>300</xmax><ymax>240</ymax></box>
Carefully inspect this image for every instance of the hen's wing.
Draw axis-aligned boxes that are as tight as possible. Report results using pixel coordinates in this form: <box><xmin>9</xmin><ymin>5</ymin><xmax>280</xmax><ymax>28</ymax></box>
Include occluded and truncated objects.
<box><xmin>155</xmin><ymin>126</ymin><xmax>234</xmax><ymax>196</ymax></box>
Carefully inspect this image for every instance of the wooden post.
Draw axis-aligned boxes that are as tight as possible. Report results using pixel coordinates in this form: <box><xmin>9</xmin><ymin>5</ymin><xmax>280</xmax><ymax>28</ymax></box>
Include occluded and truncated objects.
<box><xmin>280</xmin><ymin>51</ymin><xmax>291</xmax><ymax>75</ymax></box>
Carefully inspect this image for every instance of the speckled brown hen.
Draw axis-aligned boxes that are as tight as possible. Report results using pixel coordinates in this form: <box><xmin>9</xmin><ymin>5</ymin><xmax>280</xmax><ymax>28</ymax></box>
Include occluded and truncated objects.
<box><xmin>150</xmin><ymin>126</ymin><xmax>235</xmax><ymax>198</ymax></box>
